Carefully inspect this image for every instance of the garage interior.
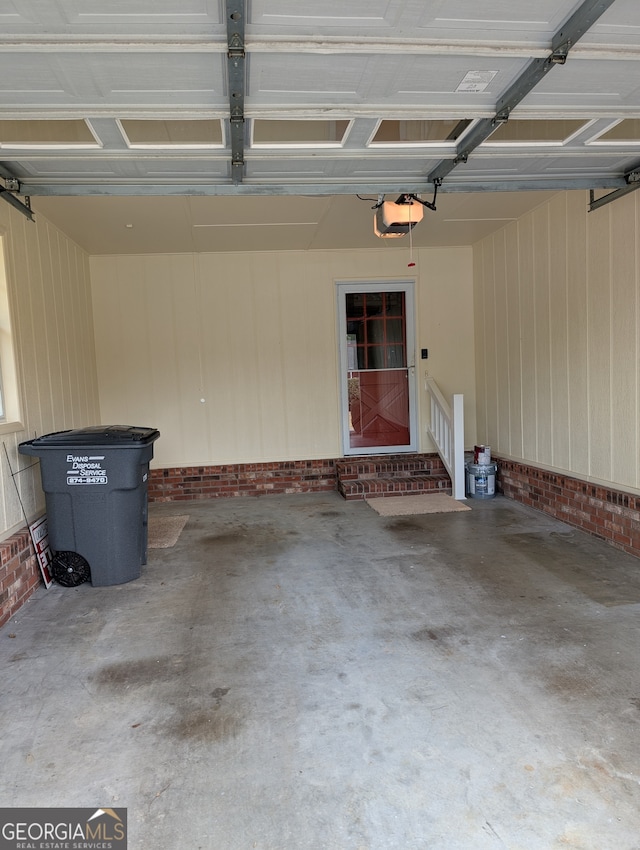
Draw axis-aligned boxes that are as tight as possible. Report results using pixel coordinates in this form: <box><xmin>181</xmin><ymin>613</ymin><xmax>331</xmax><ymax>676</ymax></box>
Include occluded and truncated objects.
<box><xmin>2</xmin><ymin>1</ymin><xmax>640</xmax><ymax>848</ymax></box>
<box><xmin>5</xmin><ymin>494</ymin><xmax>640</xmax><ymax>850</ymax></box>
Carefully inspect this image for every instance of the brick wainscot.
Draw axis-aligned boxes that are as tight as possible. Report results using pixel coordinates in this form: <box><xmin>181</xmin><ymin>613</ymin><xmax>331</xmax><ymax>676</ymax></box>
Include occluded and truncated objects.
<box><xmin>0</xmin><ymin>529</ymin><xmax>40</xmax><ymax>629</ymax></box>
<box><xmin>148</xmin><ymin>459</ymin><xmax>338</xmax><ymax>502</ymax></box>
<box><xmin>4</xmin><ymin>455</ymin><xmax>640</xmax><ymax>629</ymax></box>
<box><xmin>497</xmin><ymin>457</ymin><xmax>640</xmax><ymax>559</ymax></box>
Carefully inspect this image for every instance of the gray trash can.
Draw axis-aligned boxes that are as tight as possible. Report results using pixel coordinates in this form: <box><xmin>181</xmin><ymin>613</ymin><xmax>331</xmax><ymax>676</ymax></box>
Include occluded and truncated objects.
<box><xmin>19</xmin><ymin>425</ymin><xmax>160</xmax><ymax>587</ymax></box>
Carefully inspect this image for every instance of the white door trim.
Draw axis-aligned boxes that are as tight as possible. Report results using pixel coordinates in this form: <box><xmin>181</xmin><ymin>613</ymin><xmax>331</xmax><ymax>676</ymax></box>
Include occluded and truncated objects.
<box><xmin>336</xmin><ymin>279</ymin><xmax>417</xmax><ymax>456</ymax></box>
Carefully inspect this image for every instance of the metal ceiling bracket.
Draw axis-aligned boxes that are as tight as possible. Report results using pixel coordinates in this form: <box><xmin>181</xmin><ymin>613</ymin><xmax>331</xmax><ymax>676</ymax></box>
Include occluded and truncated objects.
<box><xmin>427</xmin><ymin>0</ymin><xmax>617</xmax><ymax>187</ymax></box>
<box><xmin>0</xmin><ymin>182</ymin><xmax>34</xmax><ymax>222</ymax></box>
<box><xmin>226</xmin><ymin>0</ymin><xmax>246</xmax><ymax>184</ymax></box>
<box><xmin>589</xmin><ymin>166</ymin><xmax>640</xmax><ymax>212</ymax></box>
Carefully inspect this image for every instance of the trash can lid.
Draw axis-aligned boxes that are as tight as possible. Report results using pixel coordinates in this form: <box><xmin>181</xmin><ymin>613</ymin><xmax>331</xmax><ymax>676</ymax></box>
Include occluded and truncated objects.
<box><xmin>20</xmin><ymin>425</ymin><xmax>160</xmax><ymax>448</ymax></box>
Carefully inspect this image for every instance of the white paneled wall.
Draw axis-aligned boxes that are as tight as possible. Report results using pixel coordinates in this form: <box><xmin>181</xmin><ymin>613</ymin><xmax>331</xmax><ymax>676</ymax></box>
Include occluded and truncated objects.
<box><xmin>0</xmin><ymin>204</ymin><xmax>99</xmax><ymax>539</ymax></box>
<box><xmin>474</xmin><ymin>190</ymin><xmax>640</xmax><ymax>493</ymax></box>
<box><xmin>91</xmin><ymin>247</ymin><xmax>476</xmax><ymax>468</ymax></box>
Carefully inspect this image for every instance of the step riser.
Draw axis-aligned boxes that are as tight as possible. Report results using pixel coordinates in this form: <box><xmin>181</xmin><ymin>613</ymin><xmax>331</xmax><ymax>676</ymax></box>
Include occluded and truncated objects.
<box><xmin>338</xmin><ymin>475</ymin><xmax>452</xmax><ymax>500</ymax></box>
<box><xmin>338</xmin><ymin>469</ymin><xmax>443</xmax><ymax>481</ymax></box>
<box><xmin>340</xmin><ymin>482</ymin><xmax>452</xmax><ymax>501</ymax></box>
<box><xmin>336</xmin><ymin>459</ymin><xmax>446</xmax><ymax>478</ymax></box>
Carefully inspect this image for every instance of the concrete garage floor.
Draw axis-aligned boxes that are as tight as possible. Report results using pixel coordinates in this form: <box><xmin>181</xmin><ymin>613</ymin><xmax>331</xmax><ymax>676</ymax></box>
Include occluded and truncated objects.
<box><xmin>2</xmin><ymin>492</ymin><xmax>640</xmax><ymax>850</ymax></box>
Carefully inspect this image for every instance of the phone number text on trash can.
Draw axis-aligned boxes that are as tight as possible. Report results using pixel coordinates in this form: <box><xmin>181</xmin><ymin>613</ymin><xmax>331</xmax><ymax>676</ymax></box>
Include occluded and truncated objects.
<box><xmin>66</xmin><ymin>454</ymin><xmax>108</xmax><ymax>486</ymax></box>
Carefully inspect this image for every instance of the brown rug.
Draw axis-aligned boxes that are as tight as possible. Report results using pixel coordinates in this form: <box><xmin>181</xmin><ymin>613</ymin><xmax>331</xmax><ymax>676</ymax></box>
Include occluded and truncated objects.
<box><xmin>366</xmin><ymin>494</ymin><xmax>471</xmax><ymax>516</ymax></box>
<box><xmin>148</xmin><ymin>515</ymin><xmax>189</xmax><ymax>548</ymax></box>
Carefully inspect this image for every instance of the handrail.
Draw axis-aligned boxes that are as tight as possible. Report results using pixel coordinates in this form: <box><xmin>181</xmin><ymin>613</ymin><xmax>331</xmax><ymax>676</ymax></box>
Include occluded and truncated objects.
<box><xmin>425</xmin><ymin>376</ymin><xmax>465</xmax><ymax>500</ymax></box>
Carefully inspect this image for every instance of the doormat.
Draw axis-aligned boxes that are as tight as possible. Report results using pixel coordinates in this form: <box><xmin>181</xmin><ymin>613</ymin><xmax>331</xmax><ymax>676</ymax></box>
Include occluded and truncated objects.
<box><xmin>366</xmin><ymin>494</ymin><xmax>471</xmax><ymax>516</ymax></box>
<box><xmin>148</xmin><ymin>515</ymin><xmax>189</xmax><ymax>548</ymax></box>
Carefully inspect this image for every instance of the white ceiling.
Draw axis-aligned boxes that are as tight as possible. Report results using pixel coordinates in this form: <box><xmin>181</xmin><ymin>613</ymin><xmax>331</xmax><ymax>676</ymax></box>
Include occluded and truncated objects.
<box><xmin>1</xmin><ymin>0</ymin><xmax>639</xmax><ymax>254</ymax></box>
<box><xmin>30</xmin><ymin>190</ymin><xmax>562</xmax><ymax>253</ymax></box>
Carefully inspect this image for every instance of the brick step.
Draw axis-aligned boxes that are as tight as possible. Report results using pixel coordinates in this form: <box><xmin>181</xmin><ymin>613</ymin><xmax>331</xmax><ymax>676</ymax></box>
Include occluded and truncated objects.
<box><xmin>338</xmin><ymin>472</ymin><xmax>452</xmax><ymax>501</ymax></box>
<box><xmin>336</xmin><ymin>453</ymin><xmax>452</xmax><ymax>501</ymax></box>
<box><xmin>335</xmin><ymin>453</ymin><xmax>446</xmax><ymax>481</ymax></box>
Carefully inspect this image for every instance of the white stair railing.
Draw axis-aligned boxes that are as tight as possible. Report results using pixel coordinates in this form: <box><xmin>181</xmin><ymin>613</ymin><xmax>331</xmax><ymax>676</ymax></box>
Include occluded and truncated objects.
<box><xmin>425</xmin><ymin>376</ymin><xmax>465</xmax><ymax>500</ymax></box>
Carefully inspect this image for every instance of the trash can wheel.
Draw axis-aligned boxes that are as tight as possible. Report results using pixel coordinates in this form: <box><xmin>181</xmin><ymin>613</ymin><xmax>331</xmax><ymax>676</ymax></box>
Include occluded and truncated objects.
<box><xmin>51</xmin><ymin>551</ymin><xmax>91</xmax><ymax>587</ymax></box>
